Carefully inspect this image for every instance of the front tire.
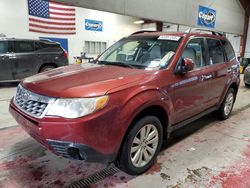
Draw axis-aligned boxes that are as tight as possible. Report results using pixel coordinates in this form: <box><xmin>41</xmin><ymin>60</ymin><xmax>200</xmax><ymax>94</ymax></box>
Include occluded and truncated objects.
<box><xmin>215</xmin><ymin>88</ymin><xmax>235</xmax><ymax>120</ymax></box>
<box><xmin>116</xmin><ymin>116</ymin><xmax>163</xmax><ymax>175</ymax></box>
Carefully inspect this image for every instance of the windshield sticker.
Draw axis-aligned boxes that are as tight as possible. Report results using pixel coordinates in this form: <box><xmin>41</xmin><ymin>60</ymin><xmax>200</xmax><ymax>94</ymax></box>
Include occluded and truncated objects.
<box><xmin>158</xmin><ymin>36</ymin><xmax>181</xmax><ymax>41</ymax></box>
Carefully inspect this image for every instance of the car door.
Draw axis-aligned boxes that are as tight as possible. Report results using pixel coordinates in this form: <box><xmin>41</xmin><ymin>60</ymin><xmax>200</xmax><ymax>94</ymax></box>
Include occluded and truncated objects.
<box><xmin>0</xmin><ymin>41</ymin><xmax>13</xmax><ymax>81</ymax></box>
<box><xmin>171</xmin><ymin>37</ymin><xmax>211</xmax><ymax>124</ymax></box>
<box><xmin>202</xmin><ymin>38</ymin><xmax>231</xmax><ymax>107</ymax></box>
<box><xmin>12</xmin><ymin>41</ymin><xmax>39</xmax><ymax>80</ymax></box>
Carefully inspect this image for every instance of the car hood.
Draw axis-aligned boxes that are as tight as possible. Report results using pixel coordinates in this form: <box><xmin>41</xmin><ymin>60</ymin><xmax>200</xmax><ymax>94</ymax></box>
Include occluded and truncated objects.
<box><xmin>22</xmin><ymin>63</ymin><xmax>150</xmax><ymax>98</ymax></box>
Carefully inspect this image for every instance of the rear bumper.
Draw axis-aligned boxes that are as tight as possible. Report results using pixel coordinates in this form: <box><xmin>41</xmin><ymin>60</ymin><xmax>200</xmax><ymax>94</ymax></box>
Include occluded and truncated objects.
<box><xmin>9</xmin><ymin>99</ymin><xmax>119</xmax><ymax>163</ymax></box>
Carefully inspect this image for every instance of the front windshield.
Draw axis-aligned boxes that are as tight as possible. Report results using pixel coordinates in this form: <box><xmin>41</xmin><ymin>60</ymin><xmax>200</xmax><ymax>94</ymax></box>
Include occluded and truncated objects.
<box><xmin>98</xmin><ymin>35</ymin><xmax>181</xmax><ymax>70</ymax></box>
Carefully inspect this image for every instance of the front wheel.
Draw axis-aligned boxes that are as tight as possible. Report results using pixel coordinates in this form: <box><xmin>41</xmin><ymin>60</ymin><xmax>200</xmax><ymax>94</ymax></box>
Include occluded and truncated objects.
<box><xmin>116</xmin><ymin>116</ymin><xmax>163</xmax><ymax>175</ymax></box>
<box><xmin>214</xmin><ymin>88</ymin><xmax>235</xmax><ymax>120</ymax></box>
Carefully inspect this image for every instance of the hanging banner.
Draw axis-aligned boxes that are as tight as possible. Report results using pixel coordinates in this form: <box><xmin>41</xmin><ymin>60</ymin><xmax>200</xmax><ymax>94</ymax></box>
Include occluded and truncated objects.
<box><xmin>197</xmin><ymin>5</ymin><xmax>216</xmax><ymax>28</ymax></box>
<box><xmin>85</xmin><ymin>19</ymin><xmax>103</xmax><ymax>32</ymax></box>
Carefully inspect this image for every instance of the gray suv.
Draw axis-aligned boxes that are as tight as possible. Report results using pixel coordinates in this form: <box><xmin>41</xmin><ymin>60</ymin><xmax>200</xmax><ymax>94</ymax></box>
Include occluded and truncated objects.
<box><xmin>0</xmin><ymin>38</ymin><xmax>68</xmax><ymax>82</ymax></box>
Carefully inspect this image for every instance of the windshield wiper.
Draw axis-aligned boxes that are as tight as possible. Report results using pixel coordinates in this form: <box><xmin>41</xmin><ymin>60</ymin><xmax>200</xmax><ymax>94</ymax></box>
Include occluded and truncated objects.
<box><xmin>105</xmin><ymin>62</ymin><xmax>135</xmax><ymax>68</ymax></box>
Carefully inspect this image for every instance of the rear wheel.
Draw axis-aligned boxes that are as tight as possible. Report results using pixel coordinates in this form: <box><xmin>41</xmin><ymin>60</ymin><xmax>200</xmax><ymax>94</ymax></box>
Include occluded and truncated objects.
<box><xmin>39</xmin><ymin>65</ymin><xmax>56</xmax><ymax>72</ymax></box>
<box><xmin>214</xmin><ymin>88</ymin><xmax>235</xmax><ymax>120</ymax></box>
<box><xmin>116</xmin><ymin>116</ymin><xmax>163</xmax><ymax>175</ymax></box>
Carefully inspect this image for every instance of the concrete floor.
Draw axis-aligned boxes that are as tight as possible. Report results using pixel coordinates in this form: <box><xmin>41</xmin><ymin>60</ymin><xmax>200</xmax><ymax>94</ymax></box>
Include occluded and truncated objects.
<box><xmin>0</xmin><ymin>79</ymin><xmax>250</xmax><ymax>188</ymax></box>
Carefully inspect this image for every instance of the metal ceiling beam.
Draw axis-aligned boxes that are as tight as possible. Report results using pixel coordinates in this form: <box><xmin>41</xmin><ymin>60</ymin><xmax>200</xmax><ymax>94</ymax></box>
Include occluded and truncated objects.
<box><xmin>239</xmin><ymin>0</ymin><xmax>250</xmax><ymax>14</ymax></box>
<box><xmin>239</xmin><ymin>0</ymin><xmax>250</xmax><ymax>57</ymax></box>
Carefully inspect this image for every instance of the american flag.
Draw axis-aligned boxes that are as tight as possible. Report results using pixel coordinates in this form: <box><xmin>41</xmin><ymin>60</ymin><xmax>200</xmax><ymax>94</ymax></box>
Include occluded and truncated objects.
<box><xmin>28</xmin><ymin>0</ymin><xmax>76</xmax><ymax>35</ymax></box>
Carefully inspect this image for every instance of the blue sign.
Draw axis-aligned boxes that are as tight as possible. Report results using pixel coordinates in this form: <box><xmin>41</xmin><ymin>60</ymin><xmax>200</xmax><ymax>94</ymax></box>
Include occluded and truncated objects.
<box><xmin>39</xmin><ymin>37</ymin><xmax>68</xmax><ymax>52</ymax></box>
<box><xmin>85</xmin><ymin>19</ymin><xmax>103</xmax><ymax>32</ymax></box>
<box><xmin>197</xmin><ymin>5</ymin><xmax>216</xmax><ymax>28</ymax></box>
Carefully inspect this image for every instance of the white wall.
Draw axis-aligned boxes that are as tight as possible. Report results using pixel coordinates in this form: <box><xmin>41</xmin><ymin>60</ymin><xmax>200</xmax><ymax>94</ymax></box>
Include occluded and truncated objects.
<box><xmin>245</xmin><ymin>18</ymin><xmax>250</xmax><ymax>58</ymax></box>
<box><xmin>55</xmin><ymin>0</ymin><xmax>245</xmax><ymax>35</ymax></box>
<box><xmin>226</xmin><ymin>33</ymin><xmax>241</xmax><ymax>57</ymax></box>
<box><xmin>0</xmin><ymin>0</ymin><xmax>141</xmax><ymax>63</ymax></box>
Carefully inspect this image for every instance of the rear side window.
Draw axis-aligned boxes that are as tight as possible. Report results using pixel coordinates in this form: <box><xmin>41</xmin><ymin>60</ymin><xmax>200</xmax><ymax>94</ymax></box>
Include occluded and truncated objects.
<box><xmin>36</xmin><ymin>42</ymin><xmax>62</xmax><ymax>52</ymax></box>
<box><xmin>221</xmin><ymin>40</ymin><xmax>236</xmax><ymax>61</ymax></box>
<box><xmin>207</xmin><ymin>39</ymin><xmax>225</xmax><ymax>65</ymax></box>
<box><xmin>14</xmin><ymin>41</ymin><xmax>34</xmax><ymax>53</ymax></box>
<box><xmin>0</xmin><ymin>41</ymin><xmax>8</xmax><ymax>54</ymax></box>
<box><xmin>34</xmin><ymin>42</ymin><xmax>43</xmax><ymax>51</ymax></box>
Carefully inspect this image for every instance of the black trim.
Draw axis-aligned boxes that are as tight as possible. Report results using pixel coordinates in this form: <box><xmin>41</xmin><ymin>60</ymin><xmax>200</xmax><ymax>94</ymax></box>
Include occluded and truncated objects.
<box><xmin>131</xmin><ymin>30</ymin><xmax>155</xmax><ymax>35</ymax></box>
<box><xmin>46</xmin><ymin>139</ymin><xmax>116</xmax><ymax>163</ymax></box>
<box><xmin>168</xmin><ymin>106</ymin><xmax>218</xmax><ymax>133</ymax></box>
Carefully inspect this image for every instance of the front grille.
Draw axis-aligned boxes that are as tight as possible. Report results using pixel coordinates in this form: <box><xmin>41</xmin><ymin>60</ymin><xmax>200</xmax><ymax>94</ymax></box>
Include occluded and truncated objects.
<box><xmin>14</xmin><ymin>85</ymin><xmax>55</xmax><ymax>118</ymax></box>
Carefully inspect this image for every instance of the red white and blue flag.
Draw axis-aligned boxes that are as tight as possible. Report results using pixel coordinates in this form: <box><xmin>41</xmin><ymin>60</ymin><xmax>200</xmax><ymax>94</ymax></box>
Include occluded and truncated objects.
<box><xmin>28</xmin><ymin>0</ymin><xmax>76</xmax><ymax>35</ymax></box>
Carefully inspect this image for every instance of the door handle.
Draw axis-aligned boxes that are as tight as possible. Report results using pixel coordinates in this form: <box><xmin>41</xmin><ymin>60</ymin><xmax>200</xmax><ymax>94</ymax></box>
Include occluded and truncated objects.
<box><xmin>227</xmin><ymin>68</ymin><xmax>232</xmax><ymax>73</ymax></box>
<box><xmin>8</xmin><ymin>56</ymin><xmax>16</xmax><ymax>59</ymax></box>
<box><xmin>201</xmin><ymin>74</ymin><xmax>212</xmax><ymax>81</ymax></box>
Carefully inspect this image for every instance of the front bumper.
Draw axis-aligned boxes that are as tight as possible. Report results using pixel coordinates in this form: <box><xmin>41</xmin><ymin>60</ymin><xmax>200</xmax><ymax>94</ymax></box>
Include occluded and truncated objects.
<box><xmin>9</xmin><ymin>99</ymin><xmax>119</xmax><ymax>163</ymax></box>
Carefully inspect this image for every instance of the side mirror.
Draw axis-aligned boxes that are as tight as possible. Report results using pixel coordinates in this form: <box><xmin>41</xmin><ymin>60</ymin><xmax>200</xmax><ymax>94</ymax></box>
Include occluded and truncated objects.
<box><xmin>176</xmin><ymin>58</ymin><xmax>194</xmax><ymax>74</ymax></box>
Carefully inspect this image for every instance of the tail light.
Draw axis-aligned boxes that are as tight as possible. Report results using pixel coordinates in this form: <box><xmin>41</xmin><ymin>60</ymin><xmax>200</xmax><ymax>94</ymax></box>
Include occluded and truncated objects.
<box><xmin>62</xmin><ymin>49</ymin><xmax>68</xmax><ymax>58</ymax></box>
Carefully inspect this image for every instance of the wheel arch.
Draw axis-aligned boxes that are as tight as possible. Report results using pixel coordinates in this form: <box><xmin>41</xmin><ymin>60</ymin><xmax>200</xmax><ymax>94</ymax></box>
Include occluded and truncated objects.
<box><xmin>229</xmin><ymin>82</ymin><xmax>238</xmax><ymax>97</ymax></box>
<box><xmin>38</xmin><ymin>63</ymin><xmax>58</xmax><ymax>73</ymax></box>
<box><xmin>115</xmin><ymin>104</ymin><xmax>169</xmax><ymax>162</ymax></box>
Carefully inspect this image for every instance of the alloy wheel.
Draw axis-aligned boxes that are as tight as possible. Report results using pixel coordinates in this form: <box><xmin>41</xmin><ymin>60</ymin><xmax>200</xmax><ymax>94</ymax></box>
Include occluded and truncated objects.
<box><xmin>130</xmin><ymin>124</ymin><xmax>159</xmax><ymax>168</ymax></box>
<box><xmin>224</xmin><ymin>92</ymin><xmax>234</xmax><ymax>116</ymax></box>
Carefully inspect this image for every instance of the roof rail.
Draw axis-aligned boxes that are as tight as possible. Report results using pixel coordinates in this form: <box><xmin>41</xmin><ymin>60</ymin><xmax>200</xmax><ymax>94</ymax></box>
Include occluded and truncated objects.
<box><xmin>131</xmin><ymin>30</ymin><xmax>155</xmax><ymax>35</ymax></box>
<box><xmin>186</xmin><ymin>28</ymin><xmax>226</xmax><ymax>37</ymax></box>
<box><xmin>39</xmin><ymin>38</ymin><xmax>52</xmax><ymax>42</ymax></box>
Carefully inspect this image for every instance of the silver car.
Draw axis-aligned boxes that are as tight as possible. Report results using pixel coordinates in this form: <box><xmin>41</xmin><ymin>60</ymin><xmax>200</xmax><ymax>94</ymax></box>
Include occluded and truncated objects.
<box><xmin>244</xmin><ymin>64</ymin><xmax>250</xmax><ymax>87</ymax></box>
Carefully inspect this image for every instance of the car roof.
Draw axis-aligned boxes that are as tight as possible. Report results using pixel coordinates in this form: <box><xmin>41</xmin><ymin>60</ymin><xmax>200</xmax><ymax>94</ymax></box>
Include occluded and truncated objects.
<box><xmin>0</xmin><ymin>38</ymin><xmax>59</xmax><ymax>44</ymax></box>
<box><xmin>130</xmin><ymin>31</ymin><xmax>227</xmax><ymax>40</ymax></box>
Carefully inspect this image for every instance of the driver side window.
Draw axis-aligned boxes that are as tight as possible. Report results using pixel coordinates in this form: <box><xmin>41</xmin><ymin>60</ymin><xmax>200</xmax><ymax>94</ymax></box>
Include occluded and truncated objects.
<box><xmin>182</xmin><ymin>38</ymin><xmax>206</xmax><ymax>69</ymax></box>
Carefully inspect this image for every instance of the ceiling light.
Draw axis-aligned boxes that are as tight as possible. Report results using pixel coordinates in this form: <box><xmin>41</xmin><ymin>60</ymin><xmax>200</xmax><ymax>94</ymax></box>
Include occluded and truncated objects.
<box><xmin>134</xmin><ymin>20</ymin><xmax>144</xmax><ymax>24</ymax></box>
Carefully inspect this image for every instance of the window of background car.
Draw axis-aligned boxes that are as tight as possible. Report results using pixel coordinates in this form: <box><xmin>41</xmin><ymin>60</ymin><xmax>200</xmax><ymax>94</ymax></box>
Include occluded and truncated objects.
<box><xmin>0</xmin><ymin>41</ymin><xmax>8</xmax><ymax>54</ymax></box>
<box><xmin>181</xmin><ymin>38</ymin><xmax>206</xmax><ymax>69</ymax></box>
<box><xmin>98</xmin><ymin>36</ymin><xmax>181</xmax><ymax>69</ymax></box>
<box><xmin>207</xmin><ymin>39</ymin><xmax>225</xmax><ymax>65</ymax></box>
<box><xmin>14</xmin><ymin>41</ymin><xmax>34</xmax><ymax>53</ymax></box>
<box><xmin>34</xmin><ymin>42</ymin><xmax>43</xmax><ymax>51</ymax></box>
<box><xmin>221</xmin><ymin>40</ymin><xmax>236</xmax><ymax>61</ymax></box>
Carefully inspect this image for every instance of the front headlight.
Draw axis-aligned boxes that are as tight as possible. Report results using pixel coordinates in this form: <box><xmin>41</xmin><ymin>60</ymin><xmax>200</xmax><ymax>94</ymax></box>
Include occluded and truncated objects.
<box><xmin>46</xmin><ymin>96</ymin><xmax>109</xmax><ymax>118</ymax></box>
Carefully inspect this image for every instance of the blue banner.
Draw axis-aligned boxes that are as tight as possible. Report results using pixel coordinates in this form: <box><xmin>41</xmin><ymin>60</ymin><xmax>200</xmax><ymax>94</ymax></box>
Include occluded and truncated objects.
<box><xmin>197</xmin><ymin>5</ymin><xmax>216</xmax><ymax>28</ymax></box>
<box><xmin>85</xmin><ymin>19</ymin><xmax>103</xmax><ymax>32</ymax></box>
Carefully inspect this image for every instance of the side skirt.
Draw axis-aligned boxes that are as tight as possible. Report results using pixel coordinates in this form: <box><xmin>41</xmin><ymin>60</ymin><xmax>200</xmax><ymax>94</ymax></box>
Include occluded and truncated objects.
<box><xmin>167</xmin><ymin>106</ymin><xmax>219</xmax><ymax>136</ymax></box>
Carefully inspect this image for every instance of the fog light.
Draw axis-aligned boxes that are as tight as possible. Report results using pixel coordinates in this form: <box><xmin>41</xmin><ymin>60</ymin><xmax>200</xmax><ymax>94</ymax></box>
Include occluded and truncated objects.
<box><xmin>67</xmin><ymin>147</ymin><xmax>84</xmax><ymax>160</ymax></box>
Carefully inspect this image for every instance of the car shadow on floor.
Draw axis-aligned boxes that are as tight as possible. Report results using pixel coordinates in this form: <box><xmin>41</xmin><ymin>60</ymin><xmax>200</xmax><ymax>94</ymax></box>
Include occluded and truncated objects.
<box><xmin>165</xmin><ymin>113</ymin><xmax>218</xmax><ymax>148</ymax></box>
<box><xmin>1</xmin><ymin>113</ymin><xmax>225</xmax><ymax>188</ymax></box>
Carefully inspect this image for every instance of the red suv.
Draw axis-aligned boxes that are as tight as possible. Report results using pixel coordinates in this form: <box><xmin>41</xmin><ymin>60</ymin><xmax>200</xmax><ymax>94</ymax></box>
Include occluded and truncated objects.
<box><xmin>9</xmin><ymin>30</ymin><xmax>240</xmax><ymax>175</ymax></box>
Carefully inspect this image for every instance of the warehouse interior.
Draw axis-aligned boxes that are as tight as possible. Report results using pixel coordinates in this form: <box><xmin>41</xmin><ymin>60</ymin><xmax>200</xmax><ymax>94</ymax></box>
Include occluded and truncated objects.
<box><xmin>0</xmin><ymin>0</ymin><xmax>250</xmax><ymax>187</ymax></box>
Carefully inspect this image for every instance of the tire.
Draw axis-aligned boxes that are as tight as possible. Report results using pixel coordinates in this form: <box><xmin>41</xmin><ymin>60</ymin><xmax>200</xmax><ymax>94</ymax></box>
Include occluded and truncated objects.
<box><xmin>214</xmin><ymin>88</ymin><xmax>235</xmax><ymax>120</ymax></box>
<box><xmin>116</xmin><ymin>116</ymin><xmax>163</xmax><ymax>175</ymax></box>
<box><xmin>39</xmin><ymin>65</ymin><xmax>55</xmax><ymax>73</ymax></box>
